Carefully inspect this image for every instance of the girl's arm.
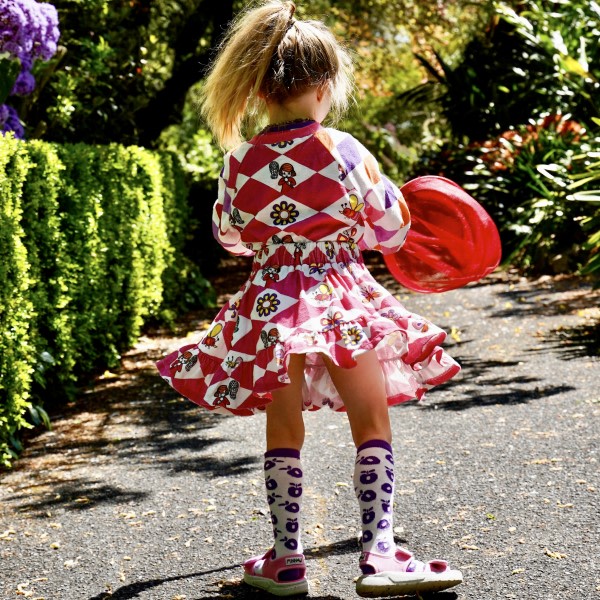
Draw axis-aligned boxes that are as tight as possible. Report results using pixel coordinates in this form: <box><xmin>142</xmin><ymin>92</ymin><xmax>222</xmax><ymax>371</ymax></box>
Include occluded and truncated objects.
<box><xmin>211</xmin><ymin>154</ymin><xmax>255</xmax><ymax>257</ymax></box>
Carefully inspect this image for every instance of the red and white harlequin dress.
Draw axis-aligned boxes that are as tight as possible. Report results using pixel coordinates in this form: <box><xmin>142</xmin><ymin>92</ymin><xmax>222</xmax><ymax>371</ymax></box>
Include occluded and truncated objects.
<box><xmin>156</xmin><ymin>121</ymin><xmax>460</xmax><ymax>415</ymax></box>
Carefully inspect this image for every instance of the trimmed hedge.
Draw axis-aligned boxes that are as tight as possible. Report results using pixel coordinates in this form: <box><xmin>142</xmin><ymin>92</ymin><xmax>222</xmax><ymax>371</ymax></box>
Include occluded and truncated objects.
<box><xmin>0</xmin><ymin>135</ymin><xmax>213</xmax><ymax>466</ymax></box>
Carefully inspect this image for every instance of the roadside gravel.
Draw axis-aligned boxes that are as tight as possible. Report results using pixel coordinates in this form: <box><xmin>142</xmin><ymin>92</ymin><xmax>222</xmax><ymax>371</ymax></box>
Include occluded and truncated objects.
<box><xmin>1</xmin><ymin>256</ymin><xmax>598</xmax><ymax>600</ymax></box>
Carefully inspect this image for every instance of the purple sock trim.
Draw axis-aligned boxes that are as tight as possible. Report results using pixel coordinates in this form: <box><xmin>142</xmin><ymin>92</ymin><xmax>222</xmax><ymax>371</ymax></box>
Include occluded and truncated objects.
<box><xmin>265</xmin><ymin>448</ymin><xmax>301</xmax><ymax>460</ymax></box>
<box><xmin>356</xmin><ymin>439</ymin><xmax>393</xmax><ymax>454</ymax></box>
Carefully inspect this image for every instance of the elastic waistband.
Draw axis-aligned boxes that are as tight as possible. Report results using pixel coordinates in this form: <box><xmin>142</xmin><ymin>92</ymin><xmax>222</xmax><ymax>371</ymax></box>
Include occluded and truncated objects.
<box><xmin>252</xmin><ymin>240</ymin><xmax>361</xmax><ymax>269</ymax></box>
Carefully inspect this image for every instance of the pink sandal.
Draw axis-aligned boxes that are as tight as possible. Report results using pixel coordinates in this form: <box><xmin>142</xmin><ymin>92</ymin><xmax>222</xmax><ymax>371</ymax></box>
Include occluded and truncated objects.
<box><xmin>243</xmin><ymin>548</ymin><xmax>308</xmax><ymax>596</ymax></box>
<box><xmin>356</xmin><ymin>547</ymin><xmax>463</xmax><ymax>598</ymax></box>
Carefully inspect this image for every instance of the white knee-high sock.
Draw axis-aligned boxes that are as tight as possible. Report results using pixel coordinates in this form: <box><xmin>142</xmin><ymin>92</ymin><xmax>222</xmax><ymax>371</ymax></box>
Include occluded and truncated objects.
<box><xmin>354</xmin><ymin>439</ymin><xmax>396</xmax><ymax>555</ymax></box>
<box><xmin>264</xmin><ymin>448</ymin><xmax>304</xmax><ymax>559</ymax></box>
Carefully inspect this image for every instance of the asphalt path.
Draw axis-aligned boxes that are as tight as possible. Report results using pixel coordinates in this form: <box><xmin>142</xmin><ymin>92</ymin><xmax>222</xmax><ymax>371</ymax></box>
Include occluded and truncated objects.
<box><xmin>1</xmin><ymin>256</ymin><xmax>599</xmax><ymax>600</ymax></box>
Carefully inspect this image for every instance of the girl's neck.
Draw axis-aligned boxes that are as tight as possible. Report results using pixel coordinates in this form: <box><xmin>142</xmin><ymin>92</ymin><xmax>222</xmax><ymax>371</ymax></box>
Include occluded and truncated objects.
<box><xmin>265</xmin><ymin>85</ymin><xmax>331</xmax><ymax>127</ymax></box>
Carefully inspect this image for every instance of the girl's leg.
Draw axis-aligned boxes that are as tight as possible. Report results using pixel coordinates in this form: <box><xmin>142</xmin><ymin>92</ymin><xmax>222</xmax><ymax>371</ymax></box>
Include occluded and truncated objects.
<box><xmin>266</xmin><ymin>354</ymin><xmax>306</xmax><ymax>451</ymax></box>
<box><xmin>322</xmin><ymin>350</ymin><xmax>391</xmax><ymax>448</ymax></box>
<box><xmin>323</xmin><ymin>352</ymin><xmax>396</xmax><ymax>557</ymax></box>
<box><xmin>263</xmin><ymin>355</ymin><xmax>306</xmax><ymax>559</ymax></box>
<box><xmin>324</xmin><ymin>352</ymin><xmax>463</xmax><ymax>596</ymax></box>
<box><xmin>243</xmin><ymin>355</ymin><xmax>308</xmax><ymax>594</ymax></box>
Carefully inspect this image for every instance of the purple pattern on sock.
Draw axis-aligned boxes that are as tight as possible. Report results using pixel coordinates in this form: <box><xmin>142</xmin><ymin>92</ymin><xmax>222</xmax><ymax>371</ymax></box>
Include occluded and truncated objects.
<box><xmin>264</xmin><ymin>450</ymin><xmax>303</xmax><ymax>559</ymax></box>
<box><xmin>354</xmin><ymin>440</ymin><xmax>396</xmax><ymax>556</ymax></box>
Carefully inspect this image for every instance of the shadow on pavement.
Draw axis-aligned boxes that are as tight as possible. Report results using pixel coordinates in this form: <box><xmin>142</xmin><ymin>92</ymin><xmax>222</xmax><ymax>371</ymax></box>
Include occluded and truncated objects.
<box><xmin>530</xmin><ymin>321</ymin><xmax>600</xmax><ymax>359</ymax></box>
<box><xmin>85</xmin><ymin>563</ymin><xmax>239</xmax><ymax>600</ymax></box>
<box><xmin>3</xmin><ymin>369</ymin><xmax>260</xmax><ymax>515</ymax></box>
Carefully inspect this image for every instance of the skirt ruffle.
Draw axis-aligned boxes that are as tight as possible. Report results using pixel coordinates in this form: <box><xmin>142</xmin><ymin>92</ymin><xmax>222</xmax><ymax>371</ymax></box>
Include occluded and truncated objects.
<box><xmin>156</xmin><ymin>242</ymin><xmax>460</xmax><ymax>415</ymax></box>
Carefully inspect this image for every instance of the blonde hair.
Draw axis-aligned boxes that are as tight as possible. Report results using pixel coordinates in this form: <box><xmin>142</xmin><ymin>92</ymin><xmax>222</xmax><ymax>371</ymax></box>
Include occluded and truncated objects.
<box><xmin>200</xmin><ymin>0</ymin><xmax>354</xmax><ymax>149</ymax></box>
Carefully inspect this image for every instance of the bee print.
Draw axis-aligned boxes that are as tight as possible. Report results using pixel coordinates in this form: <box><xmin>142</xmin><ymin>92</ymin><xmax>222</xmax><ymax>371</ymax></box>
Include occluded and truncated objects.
<box><xmin>202</xmin><ymin>323</ymin><xmax>223</xmax><ymax>347</ymax></box>
<box><xmin>213</xmin><ymin>380</ymin><xmax>239</xmax><ymax>408</ymax></box>
<box><xmin>340</xmin><ymin>193</ymin><xmax>364</xmax><ymax>222</ymax></box>
<box><xmin>309</xmin><ymin>262</ymin><xmax>325</xmax><ymax>275</ymax></box>
<box><xmin>337</xmin><ymin>227</ymin><xmax>358</xmax><ymax>251</ymax></box>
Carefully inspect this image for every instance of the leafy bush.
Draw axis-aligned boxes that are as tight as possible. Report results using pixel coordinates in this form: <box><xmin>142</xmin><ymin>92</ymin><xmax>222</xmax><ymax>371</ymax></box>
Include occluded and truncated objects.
<box><xmin>406</xmin><ymin>0</ymin><xmax>600</xmax><ymax>277</ymax></box>
<box><xmin>0</xmin><ymin>135</ymin><xmax>213</xmax><ymax>467</ymax></box>
<box><xmin>416</xmin><ymin>114</ymin><xmax>600</xmax><ymax>274</ymax></box>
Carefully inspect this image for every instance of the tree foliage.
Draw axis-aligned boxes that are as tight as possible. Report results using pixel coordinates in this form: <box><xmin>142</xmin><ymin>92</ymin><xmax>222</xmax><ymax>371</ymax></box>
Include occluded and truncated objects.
<box><xmin>19</xmin><ymin>0</ymin><xmax>237</xmax><ymax>145</ymax></box>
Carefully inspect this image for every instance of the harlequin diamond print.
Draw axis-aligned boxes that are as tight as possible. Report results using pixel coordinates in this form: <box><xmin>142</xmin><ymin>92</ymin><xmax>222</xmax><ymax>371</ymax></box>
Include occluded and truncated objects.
<box><xmin>237</xmin><ymin>145</ymin><xmax>280</xmax><ymax>179</ymax></box>
<box><xmin>286</xmin><ymin>136</ymin><xmax>339</xmax><ymax>173</ymax></box>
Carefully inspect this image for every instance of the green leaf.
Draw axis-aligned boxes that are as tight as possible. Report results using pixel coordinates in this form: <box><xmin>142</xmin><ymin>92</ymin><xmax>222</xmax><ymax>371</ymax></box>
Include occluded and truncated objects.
<box><xmin>0</xmin><ymin>57</ymin><xmax>21</xmax><ymax>104</ymax></box>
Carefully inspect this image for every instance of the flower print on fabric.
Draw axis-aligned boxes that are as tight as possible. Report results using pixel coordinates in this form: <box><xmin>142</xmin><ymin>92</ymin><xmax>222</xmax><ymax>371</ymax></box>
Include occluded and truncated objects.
<box><xmin>256</xmin><ymin>293</ymin><xmax>281</xmax><ymax>317</ymax></box>
<box><xmin>342</xmin><ymin>325</ymin><xmax>364</xmax><ymax>347</ymax></box>
<box><xmin>270</xmin><ymin>200</ymin><xmax>299</xmax><ymax>226</ymax></box>
<box><xmin>158</xmin><ymin>123</ymin><xmax>461</xmax><ymax>416</ymax></box>
<box><xmin>361</xmin><ymin>285</ymin><xmax>382</xmax><ymax>303</ymax></box>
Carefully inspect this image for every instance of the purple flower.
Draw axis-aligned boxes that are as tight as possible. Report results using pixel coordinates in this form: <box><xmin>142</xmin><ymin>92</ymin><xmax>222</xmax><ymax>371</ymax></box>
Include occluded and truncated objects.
<box><xmin>0</xmin><ymin>1</ymin><xmax>60</xmax><ymax>136</ymax></box>
<box><xmin>0</xmin><ymin>0</ymin><xmax>60</xmax><ymax>67</ymax></box>
<box><xmin>0</xmin><ymin>103</ymin><xmax>9</xmax><ymax>124</ymax></box>
<box><xmin>11</xmin><ymin>69</ymin><xmax>35</xmax><ymax>95</ymax></box>
<box><xmin>1</xmin><ymin>104</ymin><xmax>25</xmax><ymax>139</ymax></box>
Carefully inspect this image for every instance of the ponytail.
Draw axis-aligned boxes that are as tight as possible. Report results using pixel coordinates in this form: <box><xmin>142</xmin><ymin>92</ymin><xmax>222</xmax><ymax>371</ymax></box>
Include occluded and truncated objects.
<box><xmin>200</xmin><ymin>0</ymin><xmax>353</xmax><ymax>149</ymax></box>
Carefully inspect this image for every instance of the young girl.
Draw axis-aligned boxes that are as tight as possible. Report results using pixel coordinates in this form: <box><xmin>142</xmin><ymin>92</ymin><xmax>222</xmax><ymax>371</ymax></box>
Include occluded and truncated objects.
<box><xmin>156</xmin><ymin>1</ymin><xmax>463</xmax><ymax>596</ymax></box>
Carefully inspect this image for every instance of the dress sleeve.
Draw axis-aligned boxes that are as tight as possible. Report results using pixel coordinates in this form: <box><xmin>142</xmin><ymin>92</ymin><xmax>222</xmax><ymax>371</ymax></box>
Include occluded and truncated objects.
<box><xmin>338</xmin><ymin>136</ymin><xmax>410</xmax><ymax>254</ymax></box>
<box><xmin>211</xmin><ymin>152</ymin><xmax>255</xmax><ymax>257</ymax></box>
<box><xmin>351</xmin><ymin>141</ymin><xmax>411</xmax><ymax>255</ymax></box>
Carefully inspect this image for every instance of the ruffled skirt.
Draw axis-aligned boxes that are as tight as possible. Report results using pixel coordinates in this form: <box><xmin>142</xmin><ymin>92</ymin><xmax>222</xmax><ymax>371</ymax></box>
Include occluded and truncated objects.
<box><xmin>156</xmin><ymin>241</ymin><xmax>460</xmax><ymax>415</ymax></box>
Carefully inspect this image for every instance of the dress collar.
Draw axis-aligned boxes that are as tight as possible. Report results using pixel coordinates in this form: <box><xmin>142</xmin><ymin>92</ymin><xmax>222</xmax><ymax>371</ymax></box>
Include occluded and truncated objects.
<box><xmin>250</xmin><ymin>120</ymin><xmax>321</xmax><ymax>144</ymax></box>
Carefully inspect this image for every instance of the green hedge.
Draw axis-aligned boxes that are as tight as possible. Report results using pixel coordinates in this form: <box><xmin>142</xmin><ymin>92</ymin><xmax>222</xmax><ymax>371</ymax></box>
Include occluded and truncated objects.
<box><xmin>0</xmin><ymin>135</ymin><xmax>213</xmax><ymax>467</ymax></box>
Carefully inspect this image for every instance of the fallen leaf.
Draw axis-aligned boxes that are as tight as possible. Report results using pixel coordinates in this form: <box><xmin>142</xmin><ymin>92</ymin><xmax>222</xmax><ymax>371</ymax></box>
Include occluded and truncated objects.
<box><xmin>544</xmin><ymin>548</ymin><xmax>567</xmax><ymax>559</ymax></box>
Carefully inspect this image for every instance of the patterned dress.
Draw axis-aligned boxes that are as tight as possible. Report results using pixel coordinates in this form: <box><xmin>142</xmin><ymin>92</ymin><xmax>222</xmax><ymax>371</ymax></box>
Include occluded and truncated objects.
<box><xmin>156</xmin><ymin>120</ymin><xmax>460</xmax><ymax>415</ymax></box>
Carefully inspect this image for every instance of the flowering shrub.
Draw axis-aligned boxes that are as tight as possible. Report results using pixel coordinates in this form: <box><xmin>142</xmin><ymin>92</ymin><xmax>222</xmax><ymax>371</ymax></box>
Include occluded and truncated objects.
<box><xmin>416</xmin><ymin>113</ymin><xmax>600</xmax><ymax>275</ymax></box>
<box><xmin>0</xmin><ymin>0</ymin><xmax>60</xmax><ymax>137</ymax></box>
